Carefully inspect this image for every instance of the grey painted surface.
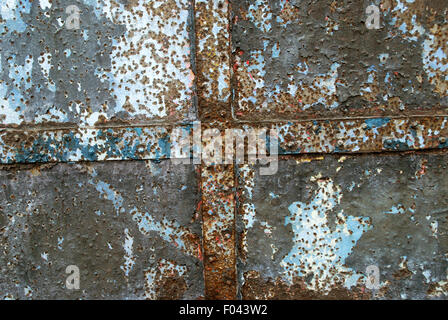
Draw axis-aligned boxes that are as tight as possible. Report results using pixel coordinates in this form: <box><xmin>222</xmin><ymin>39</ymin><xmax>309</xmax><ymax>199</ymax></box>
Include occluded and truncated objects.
<box><xmin>0</xmin><ymin>0</ymin><xmax>196</xmax><ymax>125</ymax></box>
<box><xmin>0</xmin><ymin>161</ymin><xmax>203</xmax><ymax>299</ymax></box>
<box><xmin>237</xmin><ymin>153</ymin><xmax>448</xmax><ymax>299</ymax></box>
<box><xmin>232</xmin><ymin>0</ymin><xmax>448</xmax><ymax>121</ymax></box>
<box><xmin>0</xmin><ymin>0</ymin><xmax>447</xmax><ymax>300</ymax></box>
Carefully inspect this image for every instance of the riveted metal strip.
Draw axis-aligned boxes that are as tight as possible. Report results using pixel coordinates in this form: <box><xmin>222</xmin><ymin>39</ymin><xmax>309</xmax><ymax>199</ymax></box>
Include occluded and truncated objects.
<box><xmin>201</xmin><ymin>164</ymin><xmax>237</xmax><ymax>300</ymax></box>
<box><xmin>1</xmin><ymin>116</ymin><xmax>447</xmax><ymax>164</ymax></box>
<box><xmin>195</xmin><ymin>0</ymin><xmax>237</xmax><ymax>299</ymax></box>
<box><xmin>0</xmin><ymin>125</ymin><xmax>190</xmax><ymax>164</ymax></box>
<box><xmin>195</xmin><ymin>0</ymin><xmax>232</xmax><ymax>123</ymax></box>
<box><xmin>273</xmin><ymin>117</ymin><xmax>448</xmax><ymax>154</ymax></box>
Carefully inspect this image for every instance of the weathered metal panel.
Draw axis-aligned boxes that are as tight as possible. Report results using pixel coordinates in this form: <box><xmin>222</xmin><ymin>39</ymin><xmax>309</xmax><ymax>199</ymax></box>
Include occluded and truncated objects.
<box><xmin>0</xmin><ymin>0</ymin><xmax>447</xmax><ymax>301</ymax></box>
<box><xmin>232</xmin><ymin>0</ymin><xmax>448</xmax><ymax>121</ymax></box>
<box><xmin>237</xmin><ymin>153</ymin><xmax>448</xmax><ymax>299</ymax></box>
<box><xmin>0</xmin><ymin>0</ymin><xmax>196</xmax><ymax>127</ymax></box>
<box><xmin>0</xmin><ymin>161</ymin><xmax>203</xmax><ymax>299</ymax></box>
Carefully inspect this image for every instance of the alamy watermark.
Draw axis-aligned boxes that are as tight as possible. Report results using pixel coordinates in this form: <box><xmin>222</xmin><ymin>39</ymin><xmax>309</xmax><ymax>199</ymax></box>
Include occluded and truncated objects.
<box><xmin>66</xmin><ymin>5</ymin><xmax>80</xmax><ymax>30</ymax></box>
<box><xmin>366</xmin><ymin>265</ymin><xmax>381</xmax><ymax>290</ymax></box>
<box><xmin>64</xmin><ymin>3</ymin><xmax>381</xmax><ymax>31</ymax></box>
<box><xmin>65</xmin><ymin>265</ymin><xmax>80</xmax><ymax>290</ymax></box>
<box><xmin>366</xmin><ymin>4</ymin><xmax>381</xmax><ymax>30</ymax></box>
<box><xmin>171</xmin><ymin>122</ymin><xmax>278</xmax><ymax>176</ymax></box>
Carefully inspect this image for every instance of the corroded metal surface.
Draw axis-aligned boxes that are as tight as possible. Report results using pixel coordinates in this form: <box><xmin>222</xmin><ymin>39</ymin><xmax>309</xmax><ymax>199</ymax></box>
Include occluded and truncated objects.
<box><xmin>196</xmin><ymin>0</ymin><xmax>232</xmax><ymax>127</ymax></box>
<box><xmin>0</xmin><ymin>0</ymin><xmax>196</xmax><ymax>126</ymax></box>
<box><xmin>0</xmin><ymin>126</ymin><xmax>175</xmax><ymax>163</ymax></box>
<box><xmin>1</xmin><ymin>116</ymin><xmax>448</xmax><ymax>165</ymax></box>
<box><xmin>196</xmin><ymin>0</ymin><xmax>231</xmax><ymax>105</ymax></box>
<box><xmin>196</xmin><ymin>1</ymin><xmax>237</xmax><ymax>300</ymax></box>
<box><xmin>0</xmin><ymin>161</ymin><xmax>203</xmax><ymax>299</ymax></box>
<box><xmin>237</xmin><ymin>153</ymin><xmax>448</xmax><ymax>299</ymax></box>
<box><xmin>232</xmin><ymin>0</ymin><xmax>448</xmax><ymax>121</ymax></box>
<box><xmin>1</xmin><ymin>117</ymin><xmax>448</xmax><ymax>164</ymax></box>
<box><xmin>274</xmin><ymin>117</ymin><xmax>448</xmax><ymax>154</ymax></box>
<box><xmin>0</xmin><ymin>0</ymin><xmax>447</xmax><ymax>301</ymax></box>
<box><xmin>201</xmin><ymin>165</ymin><xmax>237</xmax><ymax>300</ymax></box>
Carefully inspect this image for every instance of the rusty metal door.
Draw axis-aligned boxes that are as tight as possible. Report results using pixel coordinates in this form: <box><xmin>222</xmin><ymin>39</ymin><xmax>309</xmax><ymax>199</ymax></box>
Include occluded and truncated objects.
<box><xmin>0</xmin><ymin>0</ymin><xmax>447</xmax><ymax>300</ymax></box>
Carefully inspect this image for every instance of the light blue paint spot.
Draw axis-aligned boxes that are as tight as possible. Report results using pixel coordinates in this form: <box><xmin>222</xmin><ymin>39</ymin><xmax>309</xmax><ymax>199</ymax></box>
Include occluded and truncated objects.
<box><xmin>131</xmin><ymin>208</ymin><xmax>187</xmax><ymax>250</ymax></box>
<box><xmin>247</xmin><ymin>0</ymin><xmax>272</xmax><ymax>33</ymax></box>
<box><xmin>272</xmin><ymin>43</ymin><xmax>280</xmax><ymax>58</ymax></box>
<box><xmin>281</xmin><ymin>179</ymin><xmax>372</xmax><ymax>290</ymax></box>
<box><xmin>269</xmin><ymin>192</ymin><xmax>279</xmax><ymax>199</ymax></box>
<box><xmin>365</xmin><ymin>118</ymin><xmax>391</xmax><ymax>129</ymax></box>
<box><xmin>0</xmin><ymin>0</ymin><xmax>32</xmax><ymax>34</ymax></box>
<box><xmin>385</xmin><ymin>205</ymin><xmax>406</xmax><ymax>215</ymax></box>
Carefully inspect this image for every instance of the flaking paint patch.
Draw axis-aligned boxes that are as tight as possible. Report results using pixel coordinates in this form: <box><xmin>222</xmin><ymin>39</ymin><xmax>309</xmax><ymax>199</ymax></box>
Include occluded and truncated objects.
<box><xmin>131</xmin><ymin>207</ymin><xmax>196</xmax><ymax>257</ymax></box>
<box><xmin>428</xmin><ymin>273</ymin><xmax>448</xmax><ymax>298</ymax></box>
<box><xmin>143</xmin><ymin>258</ymin><xmax>187</xmax><ymax>300</ymax></box>
<box><xmin>0</xmin><ymin>0</ymin><xmax>31</xmax><ymax>33</ymax></box>
<box><xmin>121</xmin><ymin>228</ymin><xmax>135</xmax><ymax>278</ymax></box>
<box><xmin>233</xmin><ymin>0</ymin><xmax>448</xmax><ymax>121</ymax></box>
<box><xmin>281</xmin><ymin>176</ymin><xmax>372</xmax><ymax>292</ymax></box>
<box><xmin>0</xmin><ymin>54</ymin><xmax>34</xmax><ymax>123</ymax></box>
<box><xmin>196</xmin><ymin>0</ymin><xmax>231</xmax><ymax>103</ymax></box>
<box><xmin>88</xmin><ymin>168</ymin><xmax>124</xmax><ymax>214</ymax></box>
<box><xmin>96</xmin><ymin>0</ymin><xmax>194</xmax><ymax>119</ymax></box>
<box><xmin>422</xmin><ymin>23</ymin><xmax>448</xmax><ymax>96</ymax></box>
<box><xmin>39</xmin><ymin>0</ymin><xmax>51</xmax><ymax>11</ymax></box>
<box><xmin>237</xmin><ymin>154</ymin><xmax>448</xmax><ymax>299</ymax></box>
<box><xmin>85</xmin><ymin>165</ymin><xmax>198</xmax><ymax>258</ymax></box>
<box><xmin>0</xmin><ymin>126</ymin><xmax>175</xmax><ymax>164</ymax></box>
<box><xmin>0</xmin><ymin>0</ymin><xmax>195</xmax><ymax>126</ymax></box>
<box><xmin>247</xmin><ymin>0</ymin><xmax>272</xmax><ymax>33</ymax></box>
<box><xmin>239</xmin><ymin>165</ymin><xmax>256</xmax><ymax>258</ymax></box>
<box><xmin>386</xmin><ymin>0</ymin><xmax>426</xmax><ymax>42</ymax></box>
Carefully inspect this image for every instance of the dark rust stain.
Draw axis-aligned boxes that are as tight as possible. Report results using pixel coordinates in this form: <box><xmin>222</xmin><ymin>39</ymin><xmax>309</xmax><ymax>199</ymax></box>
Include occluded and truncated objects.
<box><xmin>241</xmin><ymin>271</ymin><xmax>372</xmax><ymax>300</ymax></box>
